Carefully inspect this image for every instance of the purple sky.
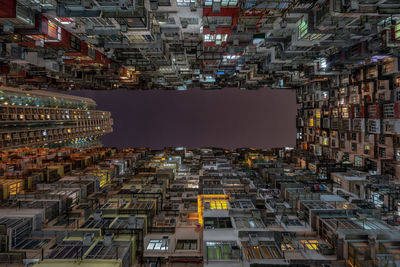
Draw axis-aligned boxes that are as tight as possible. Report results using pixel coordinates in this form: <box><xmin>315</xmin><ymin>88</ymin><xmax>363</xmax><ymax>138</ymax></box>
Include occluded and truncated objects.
<box><xmin>64</xmin><ymin>88</ymin><xmax>298</xmax><ymax>149</ymax></box>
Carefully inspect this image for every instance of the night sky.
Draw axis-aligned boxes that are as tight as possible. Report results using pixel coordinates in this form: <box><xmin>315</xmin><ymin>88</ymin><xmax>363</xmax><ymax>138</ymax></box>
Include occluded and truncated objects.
<box><xmin>63</xmin><ymin>88</ymin><xmax>298</xmax><ymax>149</ymax></box>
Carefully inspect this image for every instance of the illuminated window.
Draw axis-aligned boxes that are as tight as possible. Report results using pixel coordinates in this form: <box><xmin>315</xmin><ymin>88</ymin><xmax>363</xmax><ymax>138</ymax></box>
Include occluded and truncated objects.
<box><xmin>322</xmin><ymin>137</ymin><xmax>329</xmax><ymax>146</ymax></box>
<box><xmin>203</xmin><ymin>34</ymin><xmax>228</xmax><ymax>43</ymax></box>
<box><xmin>9</xmin><ymin>182</ymin><xmax>22</xmax><ymax>195</ymax></box>
<box><xmin>222</xmin><ymin>55</ymin><xmax>240</xmax><ymax>62</ymax></box>
<box><xmin>364</xmin><ymin>145</ymin><xmax>370</xmax><ymax>154</ymax></box>
<box><xmin>355</xmin><ymin>156</ymin><xmax>363</xmax><ymax>167</ymax></box>
<box><xmin>147</xmin><ymin>239</ymin><xmax>169</xmax><ymax>250</ymax></box>
<box><xmin>54</xmin><ymin>17</ymin><xmax>73</xmax><ymax>25</ymax></box>
<box><xmin>396</xmin><ymin>21</ymin><xmax>400</xmax><ymax>40</ymax></box>
<box><xmin>298</xmin><ymin>18</ymin><xmax>308</xmax><ymax>39</ymax></box>
<box><xmin>205</xmin><ymin>0</ymin><xmax>237</xmax><ymax>5</ymax></box>
<box><xmin>318</xmin><ymin>58</ymin><xmax>327</xmax><ymax>70</ymax></box>
<box><xmin>300</xmin><ymin>240</ymin><xmax>319</xmax><ymax>250</ymax></box>
<box><xmin>48</xmin><ymin>21</ymin><xmax>61</xmax><ymax>40</ymax></box>
<box><xmin>206</xmin><ymin>241</ymin><xmax>239</xmax><ymax>260</ymax></box>
<box><xmin>177</xmin><ymin>0</ymin><xmax>195</xmax><ymax>6</ymax></box>
<box><xmin>222</xmin><ymin>0</ymin><xmax>238</xmax><ymax>6</ymax></box>
<box><xmin>205</xmin><ymin>200</ymin><xmax>228</xmax><ymax>210</ymax></box>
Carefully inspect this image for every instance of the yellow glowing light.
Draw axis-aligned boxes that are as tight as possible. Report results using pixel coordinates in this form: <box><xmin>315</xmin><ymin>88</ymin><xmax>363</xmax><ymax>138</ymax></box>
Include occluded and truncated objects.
<box><xmin>197</xmin><ymin>194</ymin><xmax>228</xmax><ymax>226</ymax></box>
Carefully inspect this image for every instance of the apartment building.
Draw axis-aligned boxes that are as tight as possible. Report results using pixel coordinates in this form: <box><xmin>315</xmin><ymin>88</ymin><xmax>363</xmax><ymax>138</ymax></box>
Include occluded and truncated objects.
<box><xmin>0</xmin><ymin>87</ymin><xmax>113</xmax><ymax>149</ymax></box>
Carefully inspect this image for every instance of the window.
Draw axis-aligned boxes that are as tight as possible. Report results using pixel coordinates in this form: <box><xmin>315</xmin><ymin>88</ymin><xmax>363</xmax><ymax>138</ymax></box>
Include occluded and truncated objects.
<box><xmin>351</xmin><ymin>143</ymin><xmax>357</xmax><ymax>152</ymax></box>
<box><xmin>234</xmin><ymin>217</ymin><xmax>265</xmax><ymax>228</ymax></box>
<box><xmin>231</xmin><ymin>200</ymin><xmax>254</xmax><ymax>209</ymax></box>
<box><xmin>221</xmin><ymin>0</ymin><xmax>238</xmax><ymax>6</ymax></box>
<box><xmin>299</xmin><ymin>240</ymin><xmax>319</xmax><ymax>250</ymax></box>
<box><xmin>158</xmin><ymin>0</ymin><xmax>171</xmax><ymax>6</ymax></box>
<box><xmin>379</xmin><ymin>147</ymin><xmax>386</xmax><ymax>158</ymax></box>
<box><xmin>177</xmin><ymin>0</ymin><xmax>195</xmax><ymax>6</ymax></box>
<box><xmin>9</xmin><ymin>182</ymin><xmax>22</xmax><ymax>195</ymax></box>
<box><xmin>147</xmin><ymin>239</ymin><xmax>169</xmax><ymax>251</ymax></box>
<box><xmin>205</xmin><ymin>241</ymin><xmax>239</xmax><ymax>260</ymax></box>
<box><xmin>176</xmin><ymin>240</ymin><xmax>197</xmax><ymax>250</ymax></box>
<box><xmin>204</xmin><ymin>0</ymin><xmax>237</xmax><ymax>6</ymax></box>
<box><xmin>222</xmin><ymin>55</ymin><xmax>240</xmax><ymax>62</ymax></box>
<box><xmin>379</xmin><ymin>135</ymin><xmax>385</xmax><ymax>145</ymax></box>
<box><xmin>242</xmin><ymin>241</ymin><xmax>282</xmax><ymax>260</ymax></box>
<box><xmin>71</xmin><ymin>35</ymin><xmax>80</xmax><ymax>51</ymax></box>
<box><xmin>340</xmin><ymin>140</ymin><xmax>345</xmax><ymax>149</ymax></box>
<box><xmin>203</xmin><ymin>34</ymin><xmax>228</xmax><ymax>43</ymax></box>
<box><xmin>355</xmin><ymin>156</ymin><xmax>363</xmax><ymax>167</ymax></box>
<box><xmin>364</xmin><ymin>145</ymin><xmax>370</xmax><ymax>154</ymax></box>
<box><xmin>298</xmin><ymin>18</ymin><xmax>308</xmax><ymax>39</ymax></box>
<box><xmin>204</xmin><ymin>217</ymin><xmax>232</xmax><ymax>229</ymax></box>
<box><xmin>180</xmin><ymin>17</ymin><xmax>199</xmax><ymax>25</ymax></box>
<box><xmin>386</xmin><ymin>123</ymin><xmax>394</xmax><ymax>132</ymax></box>
<box><xmin>204</xmin><ymin>200</ymin><xmax>228</xmax><ymax>210</ymax></box>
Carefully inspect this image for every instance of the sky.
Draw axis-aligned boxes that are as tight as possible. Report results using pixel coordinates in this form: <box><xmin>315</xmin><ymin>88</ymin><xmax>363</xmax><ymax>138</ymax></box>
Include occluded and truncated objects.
<box><xmin>63</xmin><ymin>88</ymin><xmax>298</xmax><ymax>149</ymax></box>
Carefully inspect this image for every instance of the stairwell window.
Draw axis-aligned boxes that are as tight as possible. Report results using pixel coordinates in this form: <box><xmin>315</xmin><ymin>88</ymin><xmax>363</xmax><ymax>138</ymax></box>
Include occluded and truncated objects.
<box><xmin>298</xmin><ymin>17</ymin><xmax>308</xmax><ymax>39</ymax></box>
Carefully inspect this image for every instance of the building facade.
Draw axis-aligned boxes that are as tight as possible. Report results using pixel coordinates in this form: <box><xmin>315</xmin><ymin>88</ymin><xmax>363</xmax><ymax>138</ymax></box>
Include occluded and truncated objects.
<box><xmin>0</xmin><ymin>87</ymin><xmax>113</xmax><ymax>149</ymax></box>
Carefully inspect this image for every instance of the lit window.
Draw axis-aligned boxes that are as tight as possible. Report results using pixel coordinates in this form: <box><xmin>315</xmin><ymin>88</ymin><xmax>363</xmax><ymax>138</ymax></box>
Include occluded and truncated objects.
<box><xmin>222</xmin><ymin>55</ymin><xmax>240</xmax><ymax>62</ymax></box>
<box><xmin>205</xmin><ymin>0</ymin><xmax>237</xmax><ymax>6</ymax></box>
<box><xmin>300</xmin><ymin>240</ymin><xmax>319</xmax><ymax>250</ymax></box>
<box><xmin>298</xmin><ymin>18</ymin><xmax>308</xmax><ymax>39</ymax></box>
<box><xmin>147</xmin><ymin>239</ymin><xmax>169</xmax><ymax>251</ymax></box>
<box><xmin>317</xmin><ymin>58</ymin><xmax>327</xmax><ymax>70</ymax></box>
<box><xmin>205</xmin><ymin>200</ymin><xmax>228</xmax><ymax>210</ymax></box>
<box><xmin>177</xmin><ymin>0</ymin><xmax>195</xmax><ymax>6</ymax></box>
<box><xmin>203</xmin><ymin>34</ymin><xmax>228</xmax><ymax>43</ymax></box>
<box><xmin>396</xmin><ymin>21</ymin><xmax>400</xmax><ymax>40</ymax></box>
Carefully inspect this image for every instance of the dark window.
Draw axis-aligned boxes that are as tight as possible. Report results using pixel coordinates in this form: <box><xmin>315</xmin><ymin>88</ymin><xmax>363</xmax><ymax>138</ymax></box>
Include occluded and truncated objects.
<box><xmin>351</xmin><ymin>143</ymin><xmax>357</xmax><ymax>151</ymax></box>
<box><xmin>204</xmin><ymin>217</ymin><xmax>232</xmax><ymax>229</ymax></box>
<box><xmin>176</xmin><ymin>240</ymin><xmax>197</xmax><ymax>250</ymax></box>
<box><xmin>379</xmin><ymin>148</ymin><xmax>386</xmax><ymax>158</ymax></box>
